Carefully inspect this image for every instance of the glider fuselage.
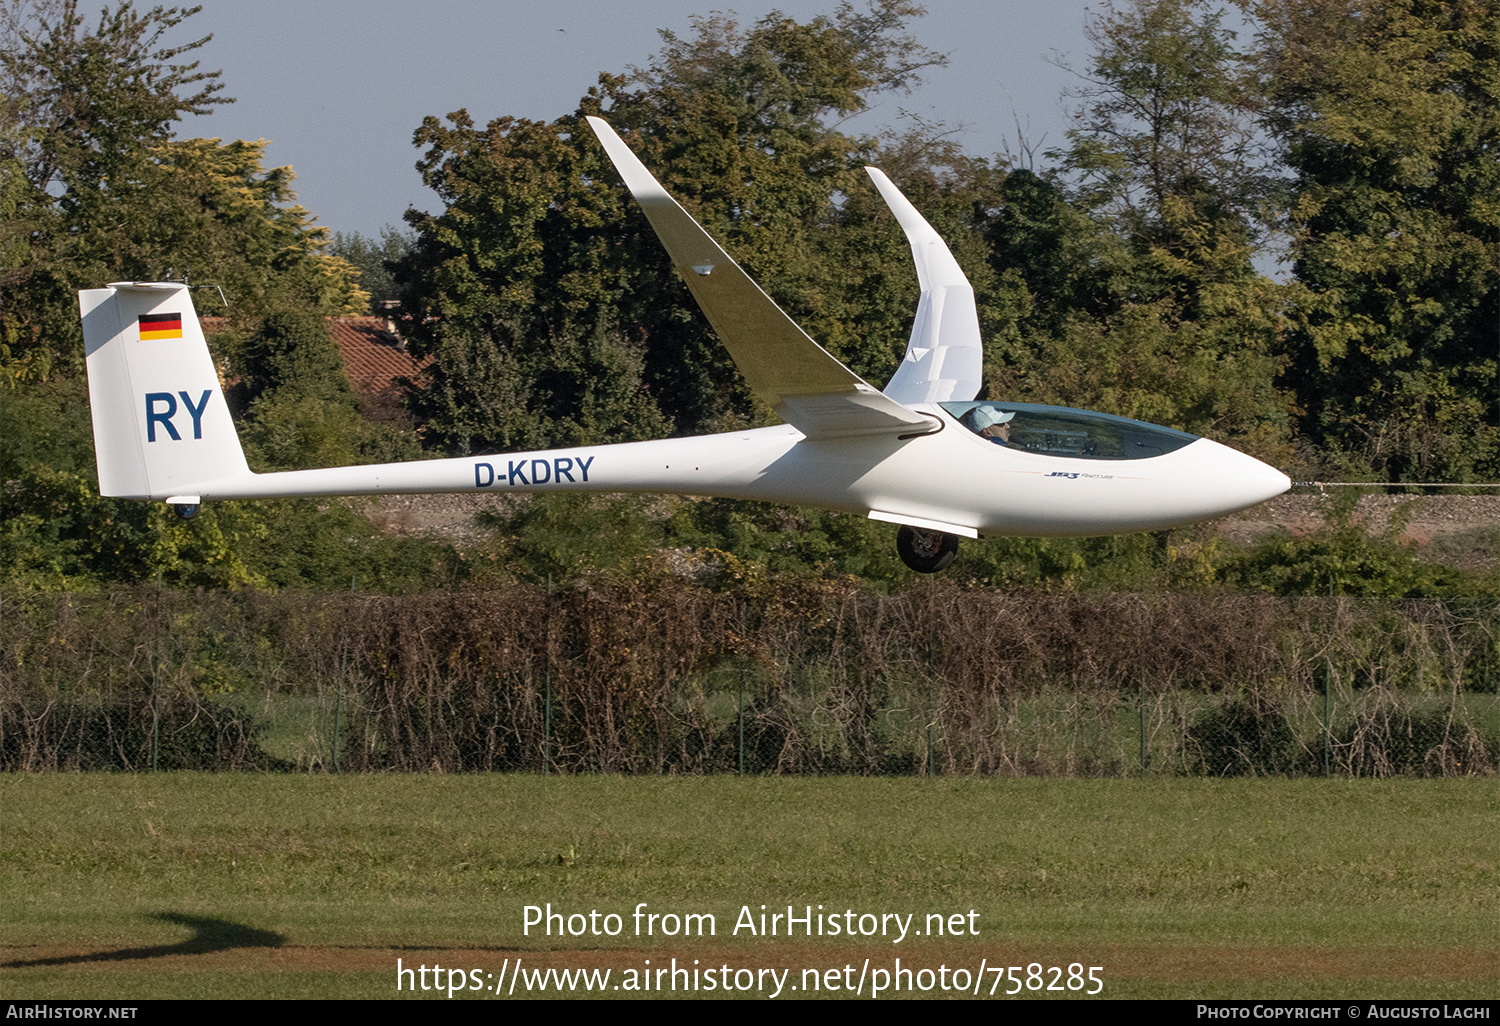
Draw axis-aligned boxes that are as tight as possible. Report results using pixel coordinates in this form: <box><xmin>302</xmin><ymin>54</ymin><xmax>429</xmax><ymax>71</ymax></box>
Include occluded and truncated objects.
<box><xmin>164</xmin><ymin>405</ymin><xmax>1283</xmax><ymax>539</ymax></box>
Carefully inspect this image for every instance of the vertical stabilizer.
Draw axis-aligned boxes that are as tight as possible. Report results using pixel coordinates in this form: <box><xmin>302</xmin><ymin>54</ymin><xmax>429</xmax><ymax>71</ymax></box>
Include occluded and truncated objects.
<box><xmin>79</xmin><ymin>282</ymin><xmax>249</xmax><ymax>500</ymax></box>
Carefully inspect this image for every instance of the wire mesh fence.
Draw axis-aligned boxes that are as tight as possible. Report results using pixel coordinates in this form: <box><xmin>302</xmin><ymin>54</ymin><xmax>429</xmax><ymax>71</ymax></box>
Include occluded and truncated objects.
<box><xmin>2</xmin><ymin>584</ymin><xmax>1496</xmax><ymax>776</ymax></box>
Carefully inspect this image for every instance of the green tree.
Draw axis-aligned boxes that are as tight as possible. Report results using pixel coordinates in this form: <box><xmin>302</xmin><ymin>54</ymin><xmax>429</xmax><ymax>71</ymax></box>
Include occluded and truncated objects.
<box><xmin>986</xmin><ymin>168</ymin><xmax>1132</xmax><ymax>339</ymax></box>
<box><xmin>393</xmin><ymin>1</ymin><xmax>973</xmax><ymax>454</ymax></box>
<box><xmin>0</xmin><ymin>2</ymin><xmax>365</xmax><ymax>385</ymax></box>
<box><xmin>238</xmin><ymin>309</ymin><xmax>354</xmax><ymax>407</ymax></box>
<box><xmin>141</xmin><ymin>137</ymin><xmax>369</xmax><ymax>316</ymax></box>
<box><xmin>1250</xmin><ymin>0</ymin><xmax>1500</xmax><ymax>481</ymax></box>
<box><xmin>990</xmin><ymin>0</ymin><xmax>1291</xmax><ymax>456</ymax></box>
<box><xmin>1056</xmin><ymin>0</ymin><xmax>1271</xmax><ymax>278</ymax></box>
<box><xmin>0</xmin><ymin>375</ymin><xmax>269</xmax><ymax>588</ymax></box>
<box><xmin>394</xmin><ymin>111</ymin><xmax>670</xmax><ymax>453</ymax></box>
<box><xmin>230</xmin><ymin>309</ymin><xmax>421</xmax><ymax>472</ymax></box>
<box><xmin>0</xmin><ymin>3</ymin><xmax>414</xmax><ymax>589</ymax></box>
<box><xmin>0</xmin><ymin>1</ymin><xmax>225</xmax><ymax>381</ymax></box>
<box><xmin>331</xmin><ymin>224</ymin><xmax>412</xmax><ymax>313</ymax></box>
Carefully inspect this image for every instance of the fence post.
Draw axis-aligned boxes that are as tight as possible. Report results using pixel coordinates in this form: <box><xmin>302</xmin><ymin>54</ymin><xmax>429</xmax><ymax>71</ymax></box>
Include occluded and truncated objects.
<box><xmin>151</xmin><ymin>569</ymin><xmax>161</xmax><ymax>773</ymax></box>
<box><xmin>333</xmin><ymin>662</ymin><xmax>342</xmax><ymax>773</ymax></box>
<box><xmin>1325</xmin><ymin>586</ymin><xmax>1337</xmax><ymax>779</ymax></box>
<box><xmin>1324</xmin><ymin>651</ymin><xmax>1332</xmax><ymax>779</ymax></box>
<box><xmin>738</xmin><ymin>672</ymin><xmax>745</xmax><ymax>777</ymax></box>
<box><xmin>543</xmin><ymin>574</ymin><xmax>552</xmax><ymax>775</ymax></box>
<box><xmin>333</xmin><ymin>576</ymin><xmax>355</xmax><ymax>774</ymax></box>
<box><xmin>1139</xmin><ymin>697</ymin><xmax>1147</xmax><ymax>776</ymax></box>
<box><xmin>926</xmin><ymin>682</ymin><xmax>936</xmax><ymax>778</ymax></box>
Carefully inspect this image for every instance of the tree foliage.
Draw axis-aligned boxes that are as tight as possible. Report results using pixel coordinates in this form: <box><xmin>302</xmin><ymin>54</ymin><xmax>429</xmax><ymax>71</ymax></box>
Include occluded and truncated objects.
<box><xmin>1249</xmin><ymin>0</ymin><xmax>1500</xmax><ymax>481</ymax></box>
<box><xmin>0</xmin><ymin>2</ymin><xmax>423</xmax><ymax>590</ymax></box>
<box><xmin>987</xmin><ymin>0</ymin><xmax>1292</xmax><ymax>456</ymax></box>
<box><xmin>238</xmin><ymin>309</ymin><xmax>354</xmax><ymax>407</ymax></box>
<box><xmin>1058</xmin><ymin>0</ymin><xmax>1270</xmax><ymax>262</ymax></box>
<box><xmin>331</xmin><ymin>225</ymin><xmax>413</xmax><ymax>313</ymax></box>
<box><xmin>0</xmin><ymin>1</ymin><xmax>364</xmax><ymax>385</ymax></box>
<box><xmin>393</xmin><ymin>1</ymin><xmax>986</xmax><ymax>454</ymax></box>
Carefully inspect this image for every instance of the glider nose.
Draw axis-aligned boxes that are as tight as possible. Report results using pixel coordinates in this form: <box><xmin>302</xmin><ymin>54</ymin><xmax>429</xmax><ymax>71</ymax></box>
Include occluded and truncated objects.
<box><xmin>1213</xmin><ymin>442</ymin><xmax>1292</xmax><ymax>512</ymax></box>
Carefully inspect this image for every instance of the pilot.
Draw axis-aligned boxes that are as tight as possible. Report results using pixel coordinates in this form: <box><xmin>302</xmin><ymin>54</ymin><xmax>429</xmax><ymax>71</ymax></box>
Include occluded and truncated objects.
<box><xmin>969</xmin><ymin>406</ymin><xmax>1018</xmax><ymax>446</ymax></box>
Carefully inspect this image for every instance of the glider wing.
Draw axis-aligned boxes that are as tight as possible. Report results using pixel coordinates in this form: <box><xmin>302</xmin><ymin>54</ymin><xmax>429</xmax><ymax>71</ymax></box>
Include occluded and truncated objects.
<box><xmin>587</xmin><ymin>117</ymin><xmax>938</xmax><ymax>440</ymax></box>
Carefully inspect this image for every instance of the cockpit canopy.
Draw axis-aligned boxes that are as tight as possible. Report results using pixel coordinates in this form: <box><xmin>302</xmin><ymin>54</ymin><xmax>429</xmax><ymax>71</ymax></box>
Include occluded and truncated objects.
<box><xmin>941</xmin><ymin>401</ymin><xmax>1198</xmax><ymax>461</ymax></box>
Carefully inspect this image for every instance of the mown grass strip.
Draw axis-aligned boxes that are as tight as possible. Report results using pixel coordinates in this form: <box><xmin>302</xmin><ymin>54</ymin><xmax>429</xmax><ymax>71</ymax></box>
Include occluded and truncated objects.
<box><xmin>2</xmin><ymin>776</ymin><xmax>1495</xmax><ymax>998</ymax></box>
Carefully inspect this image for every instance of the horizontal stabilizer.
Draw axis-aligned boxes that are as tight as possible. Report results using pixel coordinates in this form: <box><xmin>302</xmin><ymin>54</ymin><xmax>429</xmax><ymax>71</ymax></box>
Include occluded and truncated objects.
<box><xmin>587</xmin><ymin>117</ymin><xmax>936</xmax><ymax>440</ymax></box>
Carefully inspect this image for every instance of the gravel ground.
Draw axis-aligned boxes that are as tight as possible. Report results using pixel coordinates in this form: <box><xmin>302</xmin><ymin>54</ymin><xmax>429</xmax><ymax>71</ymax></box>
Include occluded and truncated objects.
<box><xmin>359</xmin><ymin>490</ymin><xmax>1499</xmax><ymax>568</ymax></box>
<box><xmin>363</xmin><ymin>491</ymin><xmax>528</xmax><ymax>541</ymax></box>
<box><xmin>1212</xmin><ymin>493</ymin><xmax>1499</xmax><ymax>542</ymax></box>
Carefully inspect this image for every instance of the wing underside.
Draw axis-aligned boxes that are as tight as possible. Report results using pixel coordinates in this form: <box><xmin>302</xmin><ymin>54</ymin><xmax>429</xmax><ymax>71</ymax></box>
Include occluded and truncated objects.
<box><xmin>587</xmin><ymin>117</ymin><xmax>938</xmax><ymax>441</ymax></box>
<box><xmin>864</xmin><ymin>168</ymin><xmax>984</xmax><ymax>405</ymax></box>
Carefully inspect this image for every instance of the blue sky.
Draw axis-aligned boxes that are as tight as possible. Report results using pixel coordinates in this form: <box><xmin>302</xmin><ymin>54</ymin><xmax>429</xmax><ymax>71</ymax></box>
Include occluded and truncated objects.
<box><xmin>177</xmin><ymin>1</ymin><xmax>1103</xmax><ymax>240</ymax></box>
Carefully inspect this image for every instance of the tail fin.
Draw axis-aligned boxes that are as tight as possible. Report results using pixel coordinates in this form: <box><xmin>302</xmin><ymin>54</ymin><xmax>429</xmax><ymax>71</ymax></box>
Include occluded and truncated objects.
<box><xmin>79</xmin><ymin>282</ymin><xmax>249</xmax><ymax>501</ymax></box>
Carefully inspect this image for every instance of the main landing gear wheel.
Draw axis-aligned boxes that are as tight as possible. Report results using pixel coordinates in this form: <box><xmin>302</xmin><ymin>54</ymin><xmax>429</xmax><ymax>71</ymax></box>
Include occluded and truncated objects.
<box><xmin>896</xmin><ymin>525</ymin><xmax>958</xmax><ymax>574</ymax></box>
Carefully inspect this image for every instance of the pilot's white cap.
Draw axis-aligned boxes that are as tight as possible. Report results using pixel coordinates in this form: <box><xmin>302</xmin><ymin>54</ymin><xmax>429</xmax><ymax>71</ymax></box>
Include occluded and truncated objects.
<box><xmin>971</xmin><ymin>406</ymin><xmax>1016</xmax><ymax>429</ymax></box>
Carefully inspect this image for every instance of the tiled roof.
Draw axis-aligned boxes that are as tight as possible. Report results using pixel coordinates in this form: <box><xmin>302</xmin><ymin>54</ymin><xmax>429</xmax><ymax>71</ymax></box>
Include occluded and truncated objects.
<box><xmin>326</xmin><ymin>316</ymin><xmax>432</xmax><ymax>397</ymax></box>
<box><xmin>200</xmin><ymin>315</ymin><xmax>432</xmax><ymax>400</ymax></box>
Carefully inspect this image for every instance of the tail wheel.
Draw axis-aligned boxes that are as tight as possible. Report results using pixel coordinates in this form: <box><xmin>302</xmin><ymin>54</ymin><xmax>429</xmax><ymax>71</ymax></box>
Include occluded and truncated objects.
<box><xmin>896</xmin><ymin>525</ymin><xmax>958</xmax><ymax>574</ymax></box>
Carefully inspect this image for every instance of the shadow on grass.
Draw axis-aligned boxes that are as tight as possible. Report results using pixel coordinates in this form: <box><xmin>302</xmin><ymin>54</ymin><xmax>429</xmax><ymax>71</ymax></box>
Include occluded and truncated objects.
<box><xmin>2</xmin><ymin>913</ymin><xmax>284</xmax><ymax>967</ymax></box>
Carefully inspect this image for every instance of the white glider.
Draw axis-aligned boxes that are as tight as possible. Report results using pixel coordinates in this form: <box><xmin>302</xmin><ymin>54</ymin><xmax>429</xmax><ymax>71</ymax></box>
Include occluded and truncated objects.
<box><xmin>78</xmin><ymin>117</ymin><xmax>1288</xmax><ymax>573</ymax></box>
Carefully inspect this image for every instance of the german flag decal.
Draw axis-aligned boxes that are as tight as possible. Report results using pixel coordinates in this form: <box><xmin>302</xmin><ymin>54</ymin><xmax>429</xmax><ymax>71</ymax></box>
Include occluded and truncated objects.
<box><xmin>138</xmin><ymin>312</ymin><xmax>183</xmax><ymax>340</ymax></box>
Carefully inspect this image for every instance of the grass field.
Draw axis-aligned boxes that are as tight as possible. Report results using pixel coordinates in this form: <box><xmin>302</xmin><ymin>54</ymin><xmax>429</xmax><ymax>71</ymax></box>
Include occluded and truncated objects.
<box><xmin>1</xmin><ymin>775</ymin><xmax>1496</xmax><ymax>999</ymax></box>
